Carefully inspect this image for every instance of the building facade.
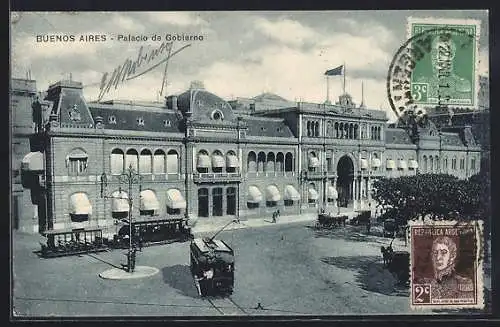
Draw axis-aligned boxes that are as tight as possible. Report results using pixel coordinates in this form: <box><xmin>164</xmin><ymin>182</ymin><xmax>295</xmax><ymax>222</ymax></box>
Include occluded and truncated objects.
<box><xmin>14</xmin><ymin>79</ymin><xmax>483</xmax><ymax>235</ymax></box>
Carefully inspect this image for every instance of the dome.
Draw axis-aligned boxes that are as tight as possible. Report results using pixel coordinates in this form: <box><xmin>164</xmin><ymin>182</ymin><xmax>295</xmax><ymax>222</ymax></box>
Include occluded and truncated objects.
<box><xmin>176</xmin><ymin>88</ymin><xmax>236</xmax><ymax>123</ymax></box>
<box><xmin>252</xmin><ymin>92</ymin><xmax>289</xmax><ymax>102</ymax></box>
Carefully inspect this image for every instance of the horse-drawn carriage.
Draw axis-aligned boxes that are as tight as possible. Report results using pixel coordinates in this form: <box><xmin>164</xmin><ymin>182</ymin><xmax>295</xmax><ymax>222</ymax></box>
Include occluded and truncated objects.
<box><xmin>381</xmin><ymin>239</ymin><xmax>410</xmax><ymax>285</ymax></box>
<box><xmin>40</xmin><ymin>227</ymin><xmax>108</xmax><ymax>258</ymax></box>
<box><xmin>190</xmin><ymin>237</ymin><xmax>235</xmax><ymax>297</ymax></box>
<box><xmin>316</xmin><ymin>212</ymin><xmax>348</xmax><ymax>229</ymax></box>
<box><xmin>350</xmin><ymin>210</ymin><xmax>371</xmax><ymax>226</ymax></box>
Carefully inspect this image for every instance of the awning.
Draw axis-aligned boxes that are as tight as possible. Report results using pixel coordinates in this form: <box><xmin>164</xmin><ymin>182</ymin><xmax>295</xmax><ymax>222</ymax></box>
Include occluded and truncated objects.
<box><xmin>308</xmin><ymin>188</ymin><xmax>319</xmax><ymax>200</ymax></box>
<box><xmin>327</xmin><ymin>186</ymin><xmax>338</xmax><ymax>200</ymax></box>
<box><xmin>21</xmin><ymin>152</ymin><xmax>44</xmax><ymax>171</ymax></box>
<box><xmin>212</xmin><ymin>155</ymin><xmax>225</xmax><ymax>168</ymax></box>
<box><xmin>371</xmin><ymin>158</ymin><xmax>381</xmax><ymax>168</ymax></box>
<box><xmin>265</xmin><ymin>185</ymin><xmax>281</xmax><ymax>202</ymax></box>
<box><xmin>398</xmin><ymin>160</ymin><xmax>408</xmax><ymax>170</ymax></box>
<box><xmin>386</xmin><ymin>159</ymin><xmax>396</xmax><ymax>170</ymax></box>
<box><xmin>111</xmin><ymin>191</ymin><xmax>129</xmax><ymax>212</ymax></box>
<box><xmin>197</xmin><ymin>154</ymin><xmax>211</xmax><ymax>168</ymax></box>
<box><xmin>247</xmin><ymin>186</ymin><xmax>263</xmax><ymax>203</ymax></box>
<box><xmin>360</xmin><ymin>159</ymin><xmax>369</xmax><ymax>170</ymax></box>
<box><xmin>139</xmin><ymin>190</ymin><xmax>160</xmax><ymax>211</ymax></box>
<box><xmin>69</xmin><ymin>193</ymin><xmax>92</xmax><ymax>215</ymax></box>
<box><xmin>309</xmin><ymin>156</ymin><xmax>320</xmax><ymax>168</ymax></box>
<box><xmin>226</xmin><ymin>155</ymin><xmax>239</xmax><ymax>168</ymax></box>
<box><xmin>166</xmin><ymin>189</ymin><xmax>187</xmax><ymax>209</ymax></box>
<box><xmin>408</xmin><ymin>159</ymin><xmax>419</xmax><ymax>169</ymax></box>
<box><xmin>284</xmin><ymin>185</ymin><xmax>301</xmax><ymax>201</ymax></box>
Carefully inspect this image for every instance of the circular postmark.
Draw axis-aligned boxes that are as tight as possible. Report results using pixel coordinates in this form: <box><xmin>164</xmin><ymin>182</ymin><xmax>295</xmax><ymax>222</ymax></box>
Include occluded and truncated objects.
<box><xmin>387</xmin><ymin>26</ymin><xmax>476</xmax><ymax>123</ymax></box>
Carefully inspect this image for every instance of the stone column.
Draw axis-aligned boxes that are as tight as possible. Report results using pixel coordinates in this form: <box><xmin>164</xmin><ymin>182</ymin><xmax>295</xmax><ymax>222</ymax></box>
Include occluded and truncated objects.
<box><xmin>222</xmin><ymin>187</ymin><xmax>227</xmax><ymax>216</ymax></box>
<box><xmin>208</xmin><ymin>187</ymin><xmax>213</xmax><ymax>218</ymax></box>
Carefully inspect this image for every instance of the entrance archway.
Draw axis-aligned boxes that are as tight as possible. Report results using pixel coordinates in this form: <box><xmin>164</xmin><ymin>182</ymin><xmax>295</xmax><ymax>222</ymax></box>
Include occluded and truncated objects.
<box><xmin>336</xmin><ymin>155</ymin><xmax>354</xmax><ymax>207</ymax></box>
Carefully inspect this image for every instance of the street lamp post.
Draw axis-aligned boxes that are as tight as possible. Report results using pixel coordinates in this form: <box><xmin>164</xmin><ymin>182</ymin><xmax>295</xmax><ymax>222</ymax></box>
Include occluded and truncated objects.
<box><xmin>100</xmin><ymin>164</ymin><xmax>143</xmax><ymax>273</ymax></box>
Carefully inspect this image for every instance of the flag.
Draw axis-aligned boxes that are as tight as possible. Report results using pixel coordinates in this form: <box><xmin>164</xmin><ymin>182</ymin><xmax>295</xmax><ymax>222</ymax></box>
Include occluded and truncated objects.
<box><xmin>324</xmin><ymin>65</ymin><xmax>344</xmax><ymax>76</ymax></box>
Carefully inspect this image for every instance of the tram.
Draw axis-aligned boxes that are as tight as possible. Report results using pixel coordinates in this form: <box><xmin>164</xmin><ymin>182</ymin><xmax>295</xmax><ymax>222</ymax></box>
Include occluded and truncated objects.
<box><xmin>190</xmin><ymin>237</ymin><xmax>235</xmax><ymax>297</ymax></box>
<box><xmin>39</xmin><ymin>227</ymin><xmax>107</xmax><ymax>258</ymax></box>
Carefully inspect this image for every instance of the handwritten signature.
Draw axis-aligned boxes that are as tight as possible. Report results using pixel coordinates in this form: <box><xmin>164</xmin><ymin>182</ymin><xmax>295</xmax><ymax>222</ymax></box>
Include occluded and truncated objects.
<box><xmin>97</xmin><ymin>41</ymin><xmax>191</xmax><ymax>101</ymax></box>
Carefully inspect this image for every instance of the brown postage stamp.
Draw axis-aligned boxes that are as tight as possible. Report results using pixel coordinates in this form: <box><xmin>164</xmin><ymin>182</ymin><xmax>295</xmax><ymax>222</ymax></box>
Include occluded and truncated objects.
<box><xmin>409</xmin><ymin>220</ymin><xmax>484</xmax><ymax>310</ymax></box>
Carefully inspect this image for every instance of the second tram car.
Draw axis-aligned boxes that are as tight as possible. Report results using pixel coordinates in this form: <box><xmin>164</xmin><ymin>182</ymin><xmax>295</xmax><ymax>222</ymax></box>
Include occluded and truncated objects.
<box><xmin>190</xmin><ymin>237</ymin><xmax>235</xmax><ymax>297</ymax></box>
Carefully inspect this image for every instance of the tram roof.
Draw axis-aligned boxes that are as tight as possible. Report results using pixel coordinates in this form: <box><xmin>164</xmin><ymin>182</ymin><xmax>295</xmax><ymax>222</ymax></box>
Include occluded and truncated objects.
<box><xmin>192</xmin><ymin>238</ymin><xmax>233</xmax><ymax>253</ymax></box>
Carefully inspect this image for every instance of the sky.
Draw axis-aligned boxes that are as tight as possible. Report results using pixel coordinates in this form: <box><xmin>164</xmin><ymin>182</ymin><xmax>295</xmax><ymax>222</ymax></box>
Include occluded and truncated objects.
<box><xmin>10</xmin><ymin>10</ymin><xmax>489</xmax><ymax>121</ymax></box>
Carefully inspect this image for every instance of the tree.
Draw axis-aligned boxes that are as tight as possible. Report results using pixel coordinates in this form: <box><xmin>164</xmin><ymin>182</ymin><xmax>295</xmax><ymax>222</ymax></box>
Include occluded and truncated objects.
<box><xmin>372</xmin><ymin>173</ymin><xmax>490</xmax><ymax>226</ymax></box>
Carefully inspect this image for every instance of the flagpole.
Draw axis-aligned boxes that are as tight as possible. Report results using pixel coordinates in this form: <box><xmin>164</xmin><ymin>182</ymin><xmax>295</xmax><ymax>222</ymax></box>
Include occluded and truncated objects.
<box><xmin>326</xmin><ymin>75</ymin><xmax>330</xmax><ymax>103</ymax></box>
<box><xmin>343</xmin><ymin>62</ymin><xmax>346</xmax><ymax>95</ymax></box>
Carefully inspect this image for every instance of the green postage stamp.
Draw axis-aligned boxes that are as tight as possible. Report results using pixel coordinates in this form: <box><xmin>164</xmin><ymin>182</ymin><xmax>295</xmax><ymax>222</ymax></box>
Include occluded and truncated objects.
<box><xmin>407</xmin><ymin>18</ymin><xmax>481</xmax><ymax>107</ymax></box>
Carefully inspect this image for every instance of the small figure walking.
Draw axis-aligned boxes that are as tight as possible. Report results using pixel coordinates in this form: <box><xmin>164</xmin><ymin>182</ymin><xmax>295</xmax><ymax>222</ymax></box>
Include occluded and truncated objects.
<box><xmin>277</xmin><ymin>209</ymin><xmax>280</xmax><ymax>218</ymax></box>
<box><xmin>272</xmin><ymin>211</ymin><xmax>277</xmax><ymax>223</ymax></box>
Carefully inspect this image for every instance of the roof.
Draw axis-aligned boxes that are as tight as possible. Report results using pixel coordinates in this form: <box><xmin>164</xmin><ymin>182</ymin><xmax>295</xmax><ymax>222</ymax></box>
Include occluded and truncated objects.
<box><xmin>88</xmin><ymin>104</ymin><xmax>183</xmax><ymax>133</ymax></box>
<box><xmin>244</xmin><ymin>116</ymin><xmax>295</xmax><ymax>138</ymax></box>
<box><xmin>192</xmin><ymin>238</ymin><xmax>233</xmax><ymax>253</ymax></box>
<box><xmin>441</xmin><ymin>132</ymin><xmax>465</xmax><ymax>147</ymax></box>
<box><xmin>252</xmin><ymin>92</ymin><xmax>290</xmax><ymax>102</ymax></box>
<box><xmin>177</xmin><ymin>88</ymin><xmax>237</xmax><ymax>123</ymax></box>
<box><xmin>385</xmin><ymin>128</ymin><xmax>414</xmax><ymax>145</ymax></box>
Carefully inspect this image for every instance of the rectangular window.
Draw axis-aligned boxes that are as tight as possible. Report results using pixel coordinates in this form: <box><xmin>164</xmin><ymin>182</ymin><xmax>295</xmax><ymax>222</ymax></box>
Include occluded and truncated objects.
<box><xmin>166</xmin><ymin>153</ymin><xmax>178</xmax><ymax>174</ymax></box>
<box><xmin>153</xmin><ymin>153</ymin><xmax>165</xmax><ymax>174</ymax></box>
<box><xmin>284</xmin><ymin>199</ymin><xmax>294</xmax><ymax>206</ymax></box>
<box><xmin>471</xmin><ymin>158</ymin><xmax>476</xmax><ymax>170</ymax></box>
<box><xmin>68</xmin><ymin>158</ymin><xmax>88</xmax><ymax>176</ymax></box>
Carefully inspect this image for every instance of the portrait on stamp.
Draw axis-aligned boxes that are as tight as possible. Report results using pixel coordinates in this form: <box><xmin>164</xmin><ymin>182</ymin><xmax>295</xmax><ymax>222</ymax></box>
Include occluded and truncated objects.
<box><xmin>407</xmin><ymin>18</ymin><xmax>481</xmax><ymax>107</ymax></box>
<box><xmin>410</xmin><ymin>223</ymin><xmax>483</xmax><ymax>308</ymax></box>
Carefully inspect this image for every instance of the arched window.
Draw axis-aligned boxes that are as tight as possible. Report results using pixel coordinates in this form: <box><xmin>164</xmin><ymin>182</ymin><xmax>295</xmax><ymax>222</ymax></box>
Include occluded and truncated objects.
<box><xmin>226</xmin><ymin>150</ymin><xmax>238</xmax><ymax>173</ymax></box>
<box><xmin>139</xmin><ymin>149</ymin><xmax>152</xmax><ymax>174</ymax></box>
<box><xmin>247</xmin><ymin>151</ymin><xmax>257</xmax><ymax>173</ymax></box>
<box><xmin>354</xmin><ymin>124</ymin><xmax>359</xmax><ymax>139</ymax></box>
<box><xmin>307</xmin><ymin>121</ymin><xmax>312</xmax><ymax>137</ymax></box>
<box><xmin>315</xmin><ymin>121</ymin><xmax>320</xmax><ymax>137</ymax></box>
<box><xmin>67</xmin><ymin>148</ymin><xmax>88</xmax><ymax>176</ymax></box>
<box><xmin>285</xmin><ymin>152</ymin><xmax>293</xmax><ymax>172</ymax></box>
<box><xmin>334</xmin><ymin>122</ymin><xmax>339</xmax><ymax>138</ymax></box>
<box><xmin>339</xmin><ymin>123</ymin><xmax>344</xmax><ymax>139</ymax></box>
<box><xmin>443</xmin><ymin>157</ymin><xmax>448</xmax><ymax>172</ymax></box>
<box><xmin>435</xmin><ymin>155</ymin><xmax>439</xmax><ymax>172</ymax></box>
<box><xmin>153</xmin><ymin>150</ymin><xmax>165</xmax><ymax>174</ymax></box>
<box><xmin>197</xmin><ymin>150</ymin><xmax>210</xmax><ymax>173</ymax></box>
<box><xmin>349</xmin><ymin>124</ymin><xmax>353</xmax><ymax>139</ymax></box>
<box><xmin>125</xmin><ymin>149</ymin><xmax>139</xmax><ymax>172</ymax></box>
<box><xmin>266</xmin><ymin>152</ymin><xmax>275</xmax><ymax>172</ymax></box>
<box><xmin>257</xmin><ymin>151</ymin><xmax>266</xmax><ymax>172</ymax></box>
<box><xmin>110</xmin><ymin>149</ymin><xmax>124</xmax><ymax>175</ymax></box>
<box><xmin>326</xmin><ymin>121</ymin><xmax>332</xmax><ymax>137</ymax></box>
<box><xmin>429</xmin><ymin>156</ymin><xmax>434</xmax><ymax>172</ymax></box>
<box><xmin>276</xmin><ymin>152</ymin><xmax>284</xmax><ymax>172</ymax></box>
<box><xmin>452</xmin><ymin>157</ymin><xmax>457</xmax><ymax>170</ymax></box>
<box><xmin>344</xmin><ymin>123</ymin><xmax>349</xmax><ymax>139</ymax></box>
<box><xmin>423</xmin><ymin>155</ymin><xmax>428</xmax><ymax>172</ymax></box>
<box><xmin>308</xmin><ymin>151</ymin><xmax>319</xmax><ymax>172</ymax></box>
<box><xmin>212</xmin><ymin>150</ymin><xmax>224</xmax><ymax>173</ymax></box>
<box><xmin>166</xmin><ymin>149</ymin><xmax>179</xmax><ymax>174</ymax></box>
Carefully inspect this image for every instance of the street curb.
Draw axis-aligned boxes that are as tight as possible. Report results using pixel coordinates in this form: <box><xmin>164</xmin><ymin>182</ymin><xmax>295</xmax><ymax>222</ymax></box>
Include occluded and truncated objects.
<box><xmin>99</xmin><ymin>266</ymin><xmax>159</xmax><ymax>280</ymax></box>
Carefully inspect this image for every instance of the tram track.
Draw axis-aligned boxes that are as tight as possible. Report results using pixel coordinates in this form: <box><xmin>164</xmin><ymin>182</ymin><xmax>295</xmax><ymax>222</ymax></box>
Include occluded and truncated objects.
<box><xmin>205</xmin><ymin>296</ymin><xmax>248</xmax><ymax>316</ymax></box>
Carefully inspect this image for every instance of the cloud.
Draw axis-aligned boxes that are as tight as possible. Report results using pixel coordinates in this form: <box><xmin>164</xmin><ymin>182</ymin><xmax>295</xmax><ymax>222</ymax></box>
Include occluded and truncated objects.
<box><xmin>253</xmin><ymin>17</ymin><xmax>319</xmax><ymax>46</ymax></box>
<box><xmin>108</xmin><ymin>14</ymin><xmax>145</xmax><ymax>32</ymax></box>
<box><xmin>146</xmin><ymin>12</ymin><xmax>208</xmax><ymax>26</ymax></box>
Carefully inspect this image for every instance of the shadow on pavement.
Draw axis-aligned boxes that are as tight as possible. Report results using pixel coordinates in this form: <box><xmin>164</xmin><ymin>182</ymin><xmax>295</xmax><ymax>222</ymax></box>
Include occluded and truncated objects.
<box><xmin>161</xmin><ymin>265</ymin><xmax>199</xmax><ymax>298</ymax></box>
<box><xmin>312</xmin><ymin>226</ymin><xmax>404</xmax><ymax>248</ymax></box>
<box><xmin>320</xmin><ymin>255</ymin><xmax>408</xmax><ymax>297</ymax></box>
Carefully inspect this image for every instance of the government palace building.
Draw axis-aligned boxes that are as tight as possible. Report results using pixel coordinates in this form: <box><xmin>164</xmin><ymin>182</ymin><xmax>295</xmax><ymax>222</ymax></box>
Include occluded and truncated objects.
<box><xmin>11</xmin><ymin>78</ymin><xmax>485</xmax><ymax>235</ymax></box>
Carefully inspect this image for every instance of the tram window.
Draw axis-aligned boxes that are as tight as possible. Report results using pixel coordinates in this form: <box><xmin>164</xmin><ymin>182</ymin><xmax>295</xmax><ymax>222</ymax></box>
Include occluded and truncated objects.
<box><xmin>227</xmin><ymin>167</ymin><xmax>236</xmax><ymax>173</ymax></box>
<box><xmin>167</xmin><ymin>207</ymin><xmax>181</xmax><ymax>215</ymax></box>
<box><xmin>284</xmin><ymin>200</ymin><xmax>294</xmax><ymax>206</ymax></box>
<box><xmin>247</xmin><ymin>202</ymin><xmax>259</xmax><ymax>209</ymax></box>
<box><xmin>70</xmin><ymin>214</ymin><xmax>88</xmax><ymax>222</ymax></box>
<box><xmin>112</xmin><ymin>211</ymin><xmax>129</xmax><ymax>219</ymax></box>
<box><xmin>140</xmin><ymin>210</ymin><xmax>155</xmax><ymax>216</ymax></box>
<box><xmin>308</xmin><ymin>199</ymin><xmax>317</xmax><ymax>204</ymax></box>
<box><xmin>266</xmin><ymin>201</ymin><xmax>277</xmax><ymax>207</ymax></box>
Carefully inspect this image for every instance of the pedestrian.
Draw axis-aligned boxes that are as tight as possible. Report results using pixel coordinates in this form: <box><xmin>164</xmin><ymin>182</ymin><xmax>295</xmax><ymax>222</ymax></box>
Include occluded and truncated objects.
<box><xmin>272</xmin><ymin>211</ymin><xmax>276</xmax><ymax>223</ymax></box>
<box><xmin>277</xmin><ymin>209</ymin><xmax>280</xmax><ymax>218</ymax></box>
<box><xmin>366</xmin><ymin>219</ymin><xmax>371</xmax><ymax>235</ymax></box>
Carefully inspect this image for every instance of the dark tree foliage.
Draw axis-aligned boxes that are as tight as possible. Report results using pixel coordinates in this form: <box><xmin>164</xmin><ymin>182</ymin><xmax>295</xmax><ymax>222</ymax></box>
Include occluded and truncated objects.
<box><xmin>372</xmin><ymin>172</ymin><xmax>490</xmax><ymax>226</ymax></box>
